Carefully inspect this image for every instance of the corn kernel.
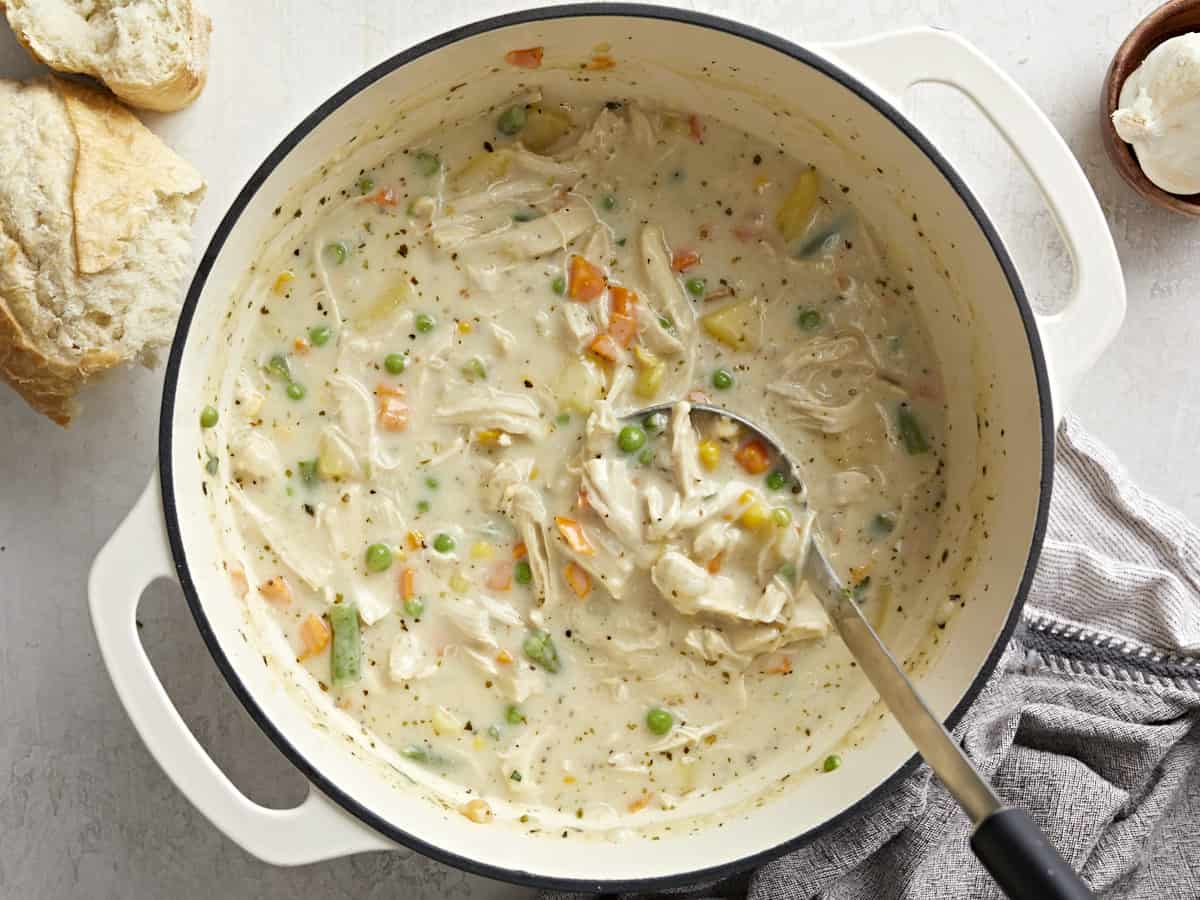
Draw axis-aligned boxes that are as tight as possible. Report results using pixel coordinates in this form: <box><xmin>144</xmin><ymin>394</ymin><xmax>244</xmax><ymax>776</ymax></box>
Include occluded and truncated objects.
<box><xmin>476</xmin><ymin>428</ymin><xmax>502</xmax><ymax>446</ymax></box>
<box><xmin>739</xmin><ymin>501</ymin><xmax>770</xmax><ymax>530</ymax></box>
<box><xmin>473</xmin><ymin>735</ymin><xmax>485</xmax><ymax>751</ymax></box>
<box><xmin>457</xmin><ymin>319</ymin><xmax>473</xmax><ymax>334</ymax></box>
<box><xmin>563</xmin><ymin>775</ymin><xmax>577</xmax><ymax>784</ymax></box>
<box><xmin>461</xmin><ymin>799</ymin><xmax>492</xmax><ymax>823</ymax></box>
<box><xmin>470</xmin><ymin>541</ymin><xmax>494</xmax><ymax>560</ymax></box>
<box><xmin>272</xmin><ymin>271</ymin><xmax>295</xmax><ymax>294</ymax></box>
<box><xmin>739</xmin><ymin>489</ymin><xmax>755</xmax><ymax>505</ymax></box>
<box><xmin>698</xmin><ymin>439</ymin><xmax>720</xmax><ymax>470</ymax></box>
<box><xmin>450</xmin><ymin>572</ymin><xmax>471</xmax><ymax>594</ymax></box>
<box><xmin>406</xmin><ymin>530</ymin><xmax>424</xmax><ymax>550</ymax></box>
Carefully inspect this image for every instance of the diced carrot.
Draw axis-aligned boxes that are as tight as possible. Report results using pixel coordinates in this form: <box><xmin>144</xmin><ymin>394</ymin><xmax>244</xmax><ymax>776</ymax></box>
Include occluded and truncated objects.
<box><xmin>293</xmin><ymin>337</ymin><xmax>310</xmax><ymax>354</ymax></box>
<box><xmin>376</xmin><ymin>383</ymin><xmax>406</xmax><ymax>399</ymax></box>
<box><xmin>576</xmin><ymin>489</ymin><xmax>590</xmax><ymax>512</ymax></box>
<box><xmin>706</xmin><ymin>552</ymin><xmax>725</xmax><ymax>575</ymax></box>
<box><xmin>228</xmin><ymin>564</ymin><xmax>249</xmax><ymax>599</ymax></box>
<box><xmin>568</xmin><ymin>255</ymin><xmax>606</xmax><ymax>301</ymax></box>
<box><xmin>555</xmin><ymin>516</ymin><xmax>595</xmax><ymax>555</ymax></box>
<box><xmin>607</xmin><ymin>285</ymin><xmax>638</xmax><ymax>348</ymax></box>
<box><xmin>495</xmin><ymin>649</ymin><xmax>514</xmax><ymax>665</ymax></box>
<box><xmin>609</xmin><ymin>285</ymin><xmax>635</xmax><ymax>316</ymax></box>
<box><xmin>588</xmin><ymin>332</ymin><xmax>621</xmax><ymax>363</ymax></box>
<box><xmin>628</xmin><ymin>792</ymin><xmax>653</xmax><ymax>813</ymax></box>
<box><xmin>689</xmin><ymin>113</ymin><xmax>704</xmax><ymax>142</ymax></box>
<box><xmin>513</xmin><ymin>542</ymin><xmax>527</xmax><ymax>560</ymax></box>
<box><xmin>258</xmin><ymin>576</ymin><xmax>292</xmax><ymax>606</ymax></box>
<box><xmin>365</xmin><ymin>187</ymin><xmax>400</xmax><ymax>208</ymax></box>
<box><xmin>400</xmin><ymin>567</ymin><xmax>416</xmax><ymax>600</ymax></box>
<box><xmin>586</xmin><ymin>54</ymin><xmax>616</xmax><ymax>70</ymax></box>
<box><xmin>764</xmin><ymin>654</ymin><xmax>793</xmax><ymax>675</ymax></box>
<box><xmin>671</xmin><ymin>248</ymin><xmax>701</xmax><ymax>272</ymax></box>
<box><xmin>504</xmin><ymin>46</ymin><xmax>544</xmax><ymax>68</ymax></box>
<box><xmin>485</xmin><ymin>560</ymin><xmax>513</xmax><ymax>592</ymax></box>
<box><xmin>734</xmin><ymin>438</ymin><xmax>772</xmax><ymax>475</ymax></box>
<box><xmin>299</xmin><ymin>614</ymin><xmax>330</xmax><ymax>659</ymax></box>
<box><xmin>564</xmin><ymin>561</ymin><xmax>592</xmax><ymax>598</ymax></box>
<box><xmin>849</xmin><ymin>563</ymin><xmax>873</xmax><ymax>586</ymax></box>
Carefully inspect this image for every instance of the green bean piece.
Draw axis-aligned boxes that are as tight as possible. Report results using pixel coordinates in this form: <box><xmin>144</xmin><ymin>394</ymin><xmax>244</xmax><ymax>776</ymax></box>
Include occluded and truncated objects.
<box><xmin>643</xmin><ymin>411</ymin><xmax>669</xmax><ymax>434</ymax></box>
<box><xmin>308</xmin><ymin>325</ymin><xmax>332</xmax><ymax>347</ymax></box>
<box><xmin>365</xmin><ymin>542</ymin><xmax>393</xmax><ymax>572</ymax></box>
<box><xmin>766</xmin><ymin>470</ymin><xmax>787</xmax><ymax>491</ymax></box>
<box><xmin>414</xmin><ymin>151</ymin><xmax>440</xmax><ymax>176</ymax></box>
<box><xmin>415</xmin><ymin>313</ymin><xmax>435</xmax><ymax>333</ymax></box>
<box><xmin>712</xmin><ymin>368</ymin><xmax>734</xmax><ymax>390</ymax></box>
<box><xmin>324</xmin><ymin>241</ymin><xmax>349</xmax><ymax>266</ymax></box>
<box><xmin>645</xmin><ymin>707</ymin><xmax>674</xmax><ymax>735</ymax></box>
<box><xmin>432</xmin><ymin>533</ymin><xmax>455</xmax><ymax>554</ymax></box>
<box><xmin>685</xmin><ymin>277</ymin><xmax>706</xmax><ymax>297</ymax></box>
<box><xmin>404</xmin><ymin>598</ymin><xmax>425</xmax><ymax>618</ymax></box>
<box><xmin>205</xmin><ymin>453</ymin><xmax>219</xmax><ymax>475</ymax></box>
<box><xmin>497</xmin><ymin>105</ymin><xmax>527</xmax><ymax>135</ymax></box>
<box><xmin>266</xmin><ymin>353</ymin><xmax>290</xmax><ymax>380</ymax></box>
<box><xmin>792</xmin><ymin>223</ymin><xmax>843</xmax><ymax>259</ymax></box>
<box><xmin>798</xmin><ymin>308</ymin><xmax>822</xmax><ymax>330</ymax></box>
<box><xmin>505</xmin><ymin>704</ymin><xmax>526</xmax><ymax>725</ymax></box>
<box><xmin>551</xmin><ymin>275</ymin><xmax>566</xmax><ymax>295</ymax></box>
<box><xmin>286</xmin><ymin>382</ymin><xmax>306</xmax><ymax>401</ymax></box>
<box><xmin>897</xmin><ymin>404</ymin><xmax>929</xmax><ymax>454</ymax></box>
<box><xmin>823</xmin><ymin>754</ymin><xmax>842</xmax><ymax>772</ymax></box>
<box><xmin>384</xmin><ymin>352</ymin><xmax>406</xmax><ymax>375</ymax></box>
<box><xmin>872</xmin><ymin>512</ymin><xmax>896</xmax><ymax>535</ymax></box>
<box><xmin>329</xmin><ymin>603</ymin><xmax>362</xmax><ymax>687</ymax></box>
<box><xmin>298</xmin><ymin>459</ymin><xmax>319</xmax><ymax>484</ymax></box>
<box><xmin>512</xmin><ymin>207</ymin><xmax>542</xmax><ymax>222</ymax></box>
<box><xmin>461</xmin><ymin>357</ymin><xmax>487</xmax><ymax>382</ymax></box>
<box><xmin>514</xmin><ymin>560</ymin><xmax>533</xmax><ymax>585</ymax></box>
<box><xmin>658</xmin><ymin>314</ymin><xmax>673</xmax><ymax>331</ymax></box>
<box><xmin>617</xmin><ymin>425</ymin><xmax>646</xmax><ymax>453</ymax></box>
<box><xmin>199</xmin><ymin>405</ymin><xmax>219</xmax><ymax>429</ymax></box>
<box><xmin>357</xmin><ymin>176</ymin><xmax>375</xmax><ymax>194</ymax></box>
<box><xmin>523</xmin><ymin>629</ymin><xmax>560</xmax><ymax>673</ymax></box>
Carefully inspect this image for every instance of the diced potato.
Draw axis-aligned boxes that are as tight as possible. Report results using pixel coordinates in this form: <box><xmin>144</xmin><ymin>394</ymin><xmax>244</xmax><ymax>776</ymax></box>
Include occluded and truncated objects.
<box><xmin>776</xmin><ymin>168</ymin><xmax>819</xmax><ymax>241</ymax></box>
<box><xmin>452</xmin><ymin>150</ymin><xmax>513</xmax><ymax>191</ymax></box>
<box><xmin>633</xmin><ymin>346</ymin><xmax>664</xmax><ymax>399</ymax></box>
<box><xmin>700</xmin><ymin>297</ymin><xmax>761</xmax><ymax>351</ymax></box>
<box><xmin>470</xmin><ymin>541</ymin><xmax>494</xmax><ymax>560</ymax></box>
<box><xmin>450</xmin><ymin>572</ymin><xmax>471</xmax><ymax>594</ymax></box>
<box><xmin>432</xmin><ymin>705</ymin><xmax>465</xmax><ymax>736</ymax></box>
<box><xmin>363</xmin><ymin>281</ymin><xmax>411</xmax><ymax>323</ymax></box>
<box><xmin>317</xmin><ymin>429</ymin><xmax>356</xmax><ymax>479</ymax></box>
<box><xmin>461</xmin><ymin>799</ymin><xmax>493</xmax><ymax>823</ymax></box>
<box><xmin>522</xmin><ymin>105</ymin><xmax>573</xmax><ymax>153</ymax></box>
<box><xmin>557</xmin><ymin>356</ymin><xmax>604</xmax><ymax>413</ymax></box>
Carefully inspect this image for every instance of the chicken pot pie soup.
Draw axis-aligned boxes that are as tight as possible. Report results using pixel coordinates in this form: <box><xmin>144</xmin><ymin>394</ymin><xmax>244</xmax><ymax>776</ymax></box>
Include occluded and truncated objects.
<box><xmin>203</xmin><ymin>87</ymin><xmax>949</xmax><ymax>836</ymax></box>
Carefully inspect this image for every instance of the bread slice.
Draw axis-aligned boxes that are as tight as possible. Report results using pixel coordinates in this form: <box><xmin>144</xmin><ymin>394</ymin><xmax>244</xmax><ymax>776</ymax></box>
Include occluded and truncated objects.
<box><xmin>2</xmin><ymin>0</ymin><xmax>211</xmax><ymax>112</ymax></box>
<box><xmin>0</xmin><ymin>77</ymin><xmax>204</xmax><ymax>425</ymax></box>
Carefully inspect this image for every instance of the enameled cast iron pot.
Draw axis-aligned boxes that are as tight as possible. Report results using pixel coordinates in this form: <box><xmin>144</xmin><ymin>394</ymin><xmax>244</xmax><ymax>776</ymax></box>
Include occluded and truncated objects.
<box><xmin>88</xmin><ymin>5</ymin><xmax>1124</xmax><ymax>891</ymax></box>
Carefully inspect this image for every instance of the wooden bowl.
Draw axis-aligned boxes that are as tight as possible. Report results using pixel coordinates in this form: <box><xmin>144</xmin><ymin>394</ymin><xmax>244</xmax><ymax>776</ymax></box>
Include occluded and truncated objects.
<box><xmin>1102</xmin><ymin>0</ymin><xmax>1200</xmax><ymax>215</ymax></box>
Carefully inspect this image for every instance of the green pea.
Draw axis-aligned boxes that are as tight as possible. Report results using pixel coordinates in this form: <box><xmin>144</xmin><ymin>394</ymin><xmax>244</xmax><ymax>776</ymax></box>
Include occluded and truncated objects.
<box><xmin>766</xmin><ymin>470</ymin><xmax>787</xmax><ymax>491</ymax></box>
<box><xmin>637</xmin><ymin>447</ymin><xmax>655</xmax><ymax>466</ymax></box>
<box><xmin>461</xmin><ymin>357</ymin><xmax>487</xmax><ymax>382</ymax></box>
<box><xmin>897</xmin><ymin>404</ymin><xmax>929</xmax><ymax>455</ymax></box>
<box><xmin>497</xmin><ymin>104</ymin><xmax>527</xmax><ymax>135</ymax></box>
<box><xmin>616</xmin><ymin>236</ymin><xmax>627</xmax><ymax>247</ymax></box>
<box><xmin>505</xmin><ymin>704</ymin><xmax>525</xmax><ymax>725</ymax></box>
<box><xmin>645</xmin><ymin>707</ymin><xmax>674</xmax><ymax>735</ymax></box>
<box><xmin>512</xmin><ymin>207</ymin><xmax>542</xmax><ymax>223</ymax></box>
<box><xmin>199</xmin><ymin>405</ymin><xmax>219</xmax><ymax>428</ymax></box>
<box><xmin>514</xmin><ymin>560</ymin><xmax>533</xmax><ymax>585</ymax></box>
<box><xmin>685</xmin><ymin>277</ymin><xmax>706</xmax><ymax>297</ymax></box>
<box><xmin>308</xmin><ymin>325</ymin><xmax>332</xmax><ymax>347</ymax></box>
<box><xmin>298</xmin><ymin>459</ymin><xmax>319</xmax><ymax>484</ymax></box>
<box><xmin>205</xmin><ymin>453</ymin><xmax>219</xmax><ymax>475</ymax></box>
<box><xmin>425</xmin><ymin>476</ymin><xmax>439</xmax><ymax>490</ymax></box>
<box><xmin>432</xmin><ymin>533</ymin><xmax>455</xmax><ymax>554</ymax></box>
<box><xmin>823</xmin><ymin>754</ymin><xmax>842</xmax><ymax>773</ymax></box>
<box><xmin>658</xmin><ymin>314</ymin><xmax>673</xmax><ymax>331</ymax></box>
<box><xmin>872</xmin><ymin>512</ymin><xmax>896</xmax><ymax>535</ymax></box>
<box><xmin>712</xmin><ymin>368</ymin><xmax>734</xmax><ymax>390</ymax></box>
<box><xmin>415</xmin><ymin>313</ymin><xmax>435</xmax><ymax>333</ymax></box>
<box><xmin>487</xmin><ymin>725</ymin><xmax>501</xmax><ymax>740</ymax></box>
<box><xmin>266</xmin><ymin>353</ymin><xmax>290</xmax><ymax>380</ymax></box>
<box><xmin>798</xmin><ymin>308</ymin><xmax>822</xmax><ymax>330</ymax></box>
<box><xmin>416</xmin><ymin>499</ymin><xmax>430</xmax><ymax>514</ymax></box>
<box><xmin>365</xmin><ymin>543</ymin><xmax>393</xmax><ymax>572</ymax></box>
<box><xmin>771</xmin><ymin>507</ymin><xmax>792</xmax><ymax>527</ymax></box>
<box><xmin>600</xmin><ymin>193</ymin><xmax>617</xmax><ymax>211</ymax></box>
<box><xmin>329</xmin><ymin>603</ymin><xmax>361</xmax><ymax>687</ymax></box>
<box><xmin>551</xmin><ymin>275</ymin><xmax>566</xmax><ymax>295</ymax></box>
<box><xmin>415</xmin><ymin>151</ymin><xmax>440</xmax><ymax>176</ymax></box>
<box><xmin>555</xmin><ymin>412</ymin><xmax>571</xmax><ymax>426</ymax></box>
<box><xmin>325</xmin><ymin>241</ymin><xmax>349</xmax><ymax>266</ymax></box>
<box><xmin>286</xmin><ymin>382</ymin><xmax>306</xmax><ymax>401</ymax></box>
<box><xmin>357</xmin><ymin>176</ymin><xmax>375</xmax><ymax>194</ymax></box>
<box><xmin>404</xmin><ymin>598</ymin><xmax>425</xmax><ymax>618</ymax></box>
<box><xmin>523</xmin><ymin>629</ymin><xmax>560</xmax><ymax>673</ymax></box>
<box><xmin>384</xmin><ymin>353</ymin><xmax>406</xmax><ymax>375</ymax></box>
<box><xmin>617</xmin><ymin>425</ymin><xmax>646</xmax><ymax>453</ymax></box>
<box><xmin>643</xmin><ymin>411</ymin><xmax>668</xmax><ymax>434</ymax></box>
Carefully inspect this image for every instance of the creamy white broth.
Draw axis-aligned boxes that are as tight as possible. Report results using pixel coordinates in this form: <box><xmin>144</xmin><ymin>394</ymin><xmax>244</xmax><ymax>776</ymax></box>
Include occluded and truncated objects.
<box><xmin>206</xmin><ymin>91</ymin><xmax>946</xmax><ymax>831</ymax></box>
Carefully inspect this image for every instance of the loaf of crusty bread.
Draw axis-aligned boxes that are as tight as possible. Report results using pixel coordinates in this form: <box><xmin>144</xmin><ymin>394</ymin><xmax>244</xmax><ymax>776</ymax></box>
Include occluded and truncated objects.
<box><xmin>2</xmin><ymin>0</ymin><xmax>210</xmax><ymax>112</ymax></box>
<box><xmin>0</xmin><ymin>77</ymin><xmax>204</xmax><ymax>425</ymax></box>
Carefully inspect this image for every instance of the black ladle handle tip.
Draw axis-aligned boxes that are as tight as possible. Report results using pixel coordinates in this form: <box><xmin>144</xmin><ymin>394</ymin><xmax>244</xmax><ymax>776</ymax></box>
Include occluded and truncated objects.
<box><xmin>971</xmin><ymin>807</ymin><xmax>1094</xmax><ymax>900</ymax></box>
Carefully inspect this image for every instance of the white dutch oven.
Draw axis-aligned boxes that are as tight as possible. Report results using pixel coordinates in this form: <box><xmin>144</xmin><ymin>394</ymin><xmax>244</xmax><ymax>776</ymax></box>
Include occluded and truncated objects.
<box><xmin>88</xmin><ymin>5</ymin><xmax>1124</xmax><ymax>891</ymax></box>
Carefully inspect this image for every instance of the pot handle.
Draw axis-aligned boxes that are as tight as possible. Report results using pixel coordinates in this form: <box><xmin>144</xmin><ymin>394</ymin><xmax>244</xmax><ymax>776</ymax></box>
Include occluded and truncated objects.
<box><xmin>820</xmin><ymin>28</ymin><xmax>1125</xmax><ymax>423</ymax></box>
<box><xmin>88</xmin><ymin>475</ymin><xmax>392</xmax><ymax>865</ymax></box>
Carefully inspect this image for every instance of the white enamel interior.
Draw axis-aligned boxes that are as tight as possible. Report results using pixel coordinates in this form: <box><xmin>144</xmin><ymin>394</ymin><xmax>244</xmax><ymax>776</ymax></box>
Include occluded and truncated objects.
<box><xmin>164</xmin><ymin>12</ymin><xmax>1046</xmax><ymax>885</ymax></box>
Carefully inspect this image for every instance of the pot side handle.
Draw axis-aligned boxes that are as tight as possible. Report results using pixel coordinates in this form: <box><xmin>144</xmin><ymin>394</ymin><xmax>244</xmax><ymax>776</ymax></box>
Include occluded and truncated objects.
<box><xmin>88</xmin><ymin>474</ymin><xmax>393</xmax><ymax>865</ymax></box>
<box><xmin>820</xmin><ymin>27</ymin><xmax>1125</xmax><ymax>424</ymax></box>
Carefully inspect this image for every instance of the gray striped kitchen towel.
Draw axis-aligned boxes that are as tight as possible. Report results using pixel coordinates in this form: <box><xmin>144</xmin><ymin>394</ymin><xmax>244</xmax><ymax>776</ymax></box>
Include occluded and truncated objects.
<box><xmin>547</xmin><ymin>417</ymin><xmax>1200</xmax><ymax>899</ymax></box>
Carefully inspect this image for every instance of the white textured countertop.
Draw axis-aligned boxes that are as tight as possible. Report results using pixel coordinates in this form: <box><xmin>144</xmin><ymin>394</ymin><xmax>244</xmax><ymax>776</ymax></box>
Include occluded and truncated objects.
<box><xmin>1</xmin><ymin>1</ymin><xmax>1196</xmax><ymax>897</ymax></box>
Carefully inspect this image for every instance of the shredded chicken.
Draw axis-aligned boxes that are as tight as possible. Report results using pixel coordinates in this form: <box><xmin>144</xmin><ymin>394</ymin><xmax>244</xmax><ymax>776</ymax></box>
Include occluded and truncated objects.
<box><xmin>434</xmin><ymin>385</ymin><xmax>546</xmax><ymax>437</ymax></box>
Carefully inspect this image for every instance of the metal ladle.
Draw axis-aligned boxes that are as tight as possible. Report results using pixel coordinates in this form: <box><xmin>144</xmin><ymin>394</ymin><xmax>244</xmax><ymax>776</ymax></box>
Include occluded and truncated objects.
<box><xmin>627</xmin><ymin>402</ymin><xmax>1093</xmax><ymax>900</ymax></box>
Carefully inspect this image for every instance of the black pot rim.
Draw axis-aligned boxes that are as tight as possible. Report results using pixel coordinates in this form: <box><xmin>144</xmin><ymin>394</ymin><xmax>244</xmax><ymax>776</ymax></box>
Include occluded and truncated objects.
<box><xmin>159</xmin><ymin>4</ymin><xmax>1054</xmax><ymax>893</ymax></box>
